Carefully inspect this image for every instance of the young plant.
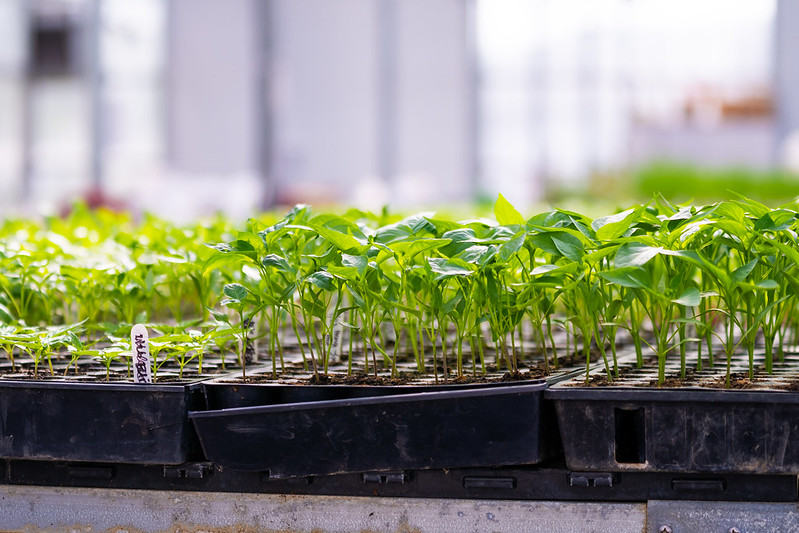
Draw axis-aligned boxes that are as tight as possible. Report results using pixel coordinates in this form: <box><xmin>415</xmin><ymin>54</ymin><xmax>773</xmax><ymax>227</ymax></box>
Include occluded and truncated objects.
<box><xmin>215</xmin><ymin>283</ymin><xmax>264</xmax><ymax>380</ymax></box>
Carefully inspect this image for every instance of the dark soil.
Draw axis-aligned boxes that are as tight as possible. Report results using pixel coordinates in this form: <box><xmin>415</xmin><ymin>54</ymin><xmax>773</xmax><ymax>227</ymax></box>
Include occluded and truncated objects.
<box><xmin>646</xmin><ymin>369</ymin><xmax>699</xmax><ymax>388</ymax></box>
<box><xmin>225</xmin><ymin>368</ymin><xmax>547</xmax><ymax>386</ymax></box>
<box><xmin>704</xmin><ymin>372</ymin><xmax>755</xmax><ymax>389</ymax></box>
<box><xmin>308</xmin><ymin>373</ymin><xmax>414</xmax><ymax>386</ymax></box>
<box><xmin>0</xmin><ymin>356</ymin><xmax>236</xmax><ymax>384</ymax></box>
<box><xmin>545</xmin><ymin>348</ymin><xmax>602</xmax><ymax>369</ymax></box>
<box><xmin>779</xmin><ymin>380</ymin><xmax>799</xmax><ymax>391</ymax></box>
<box><xmin>580</xmin><ymin>368</ymin><xmax>636</xmax><ymax>387</ymax></box>
<box><xmin>1</xmin><ymin>370</ymin><xmax>205</xmax><ymax>384</ymax></box>
<box><xmin>568</xmin><ymin>356</ymin><xmax>654</xmax><ymax>387</ymax></box>
<box><xmin>582</xmin><ymin>374</ymin><xmax>614</xmax><ymax>387</ymax></box>
<box><xmin>501</xmin><ymin>369</ymin><xmax>547</xmax><ymax>381</ymax></box>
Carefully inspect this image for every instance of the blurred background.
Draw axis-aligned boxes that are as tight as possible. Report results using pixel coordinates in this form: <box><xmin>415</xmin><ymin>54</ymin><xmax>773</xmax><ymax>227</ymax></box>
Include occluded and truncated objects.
<box><xmin>0</xmin><ymin>0</ymin><xmax>795</xmax><ymax>220</ymax></box>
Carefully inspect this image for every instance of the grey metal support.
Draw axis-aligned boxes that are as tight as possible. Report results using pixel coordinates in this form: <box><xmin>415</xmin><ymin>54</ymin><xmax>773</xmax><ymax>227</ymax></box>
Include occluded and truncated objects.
<box><xmin>648</xmin><ymin>500</ymin><xmax>799</xmax><ymax>533</ymax></box>
<box><xmin>87</xmin><ymin>0</ymin><xmax>103</xmax><ymax>190</ymax></box>
<box><xmin>376</xmin><ymin>0</ymin><xmax>397</xmax><ymax>187</ymax></box>
<box><xmin>774</xmin><ymin>0</ymin><xmax>799</xmax><ymax>164</ymax></box>
<box><xmin>0</xmin><ymin>485</ymin><xmax>646</xmax><ymax>532</ymax></box>
<box><xmin>256</xmin><ymin>0</ymin><xmax>276</xmax><ymax>209</ymax></box>
<box><xmin>464</xmin><ymin>0</ymin><xmax>480</xmax><ymax>200</ymax></box>
<box><xmin>7</xmin><ymin>485</ymin><xmax>799</xmax><ymax>532</ymax></box>
<box><xmin>19</xmin><ymin>1</ymin><xmax>32</xmax><ymax>202</ymax></box>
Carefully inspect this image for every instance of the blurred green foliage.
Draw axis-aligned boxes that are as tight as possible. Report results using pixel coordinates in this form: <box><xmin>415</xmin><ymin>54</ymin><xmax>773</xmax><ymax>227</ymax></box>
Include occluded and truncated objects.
<box><xmin>624</xmin><ymin>162</ymin><xmax>799</xmax><ymax>205</ymax></box>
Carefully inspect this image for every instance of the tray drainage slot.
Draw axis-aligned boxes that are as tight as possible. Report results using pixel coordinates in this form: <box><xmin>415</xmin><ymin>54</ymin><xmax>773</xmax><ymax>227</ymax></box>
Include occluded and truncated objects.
<box><xmin>615</xmin><ymin>407</ymin><xmax>646</xmax><ymax>464</ymax></box>
<box><xmin>569</xmin><ymin>473</ymin><xmax>615</xmax><ymax>488</ymax></box>
<box><xmin>163</xmin><ymin>463</ymin><xmax>211</xmax><ymax>479</ymax></box>
<box><xmin>362</xmin><ymin>472</ymin><xmax>408</xmax><ymax>485</ymax></box>
<box><xmin>671</xmin><ymin>479</ymin><xmax>726</xmax><ymax>493</ymax></box>
<box><xmin>463</xmin><ymin>476</ymin><xmax>516</xmax><ymax>490</ymax></box>
<box><xmin>67</xmin><ymin>465</ymin><xmax>115</xmax><ymax>479</ymax></box>
<box><xmin>260</xmin><ymin>471</ymin><xmax>313</xmax><ymax>485</ymax></box>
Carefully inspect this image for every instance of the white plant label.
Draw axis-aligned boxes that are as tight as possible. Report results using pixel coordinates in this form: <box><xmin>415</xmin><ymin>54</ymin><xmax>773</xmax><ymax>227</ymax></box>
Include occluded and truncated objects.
<box><xmin>329</xmin><ymin>317</ymin><xmax>344</xmax><ymax>359</ymax></box>
<box><xmin>131</xmin><ymin>324</ymin><xmax>153</xmax><ymax>384</ymax></box>
<box><xmin>325</xmin><ymin>296</ymin><xmax>344</xmax><ymax>359</ymax></box>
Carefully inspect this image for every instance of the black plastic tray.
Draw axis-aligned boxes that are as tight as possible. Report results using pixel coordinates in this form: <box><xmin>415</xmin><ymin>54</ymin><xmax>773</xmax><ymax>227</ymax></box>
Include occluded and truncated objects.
<box><xmin>5</xmin><ymin>458</ymin><xmax>796</xmax><ymax>502</ymax></box>
<box><xmin>0</xmin><ymin>380</ymin><xmax>204</xmax><ymax>464</ymax></box>
<box><xmin>547</xmin><ymin>385</ymin><xmax>799</xmax><ymax>474</ymax></box>
<box><xmin>200</xmin><ymin>377</ymin><xmax>546</xmax><ymax>409</ymax></box>
<box><xmin>190</xmin><ymin>380</ymin><xmax>553</xmax><ymax>477</ymax></box>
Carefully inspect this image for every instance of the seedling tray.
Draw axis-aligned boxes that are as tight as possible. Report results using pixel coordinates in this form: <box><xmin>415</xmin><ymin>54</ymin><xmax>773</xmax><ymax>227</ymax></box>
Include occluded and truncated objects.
<box><xmin>4</xmin><ymin>458</ymin><xmax>797</xmax><ymax>503</ymax></box>
<box><xmin>189</xmin><ymin>379</ymin><xmax>555</xmax><ymax>478</ymax></box>
<box><xmin>0</xmin><ymin>379</ymin><xmax>205</xmax><ymax>465</ymax></box>
<box><xmin>547</xmin><ymin>352</ymin><xmax>799</xmax><ymax>474</ymax></box>
<box><xmin>200</xmin><ymin>369</ymin><xmax>549</xmax><ymax>409</ymax></box>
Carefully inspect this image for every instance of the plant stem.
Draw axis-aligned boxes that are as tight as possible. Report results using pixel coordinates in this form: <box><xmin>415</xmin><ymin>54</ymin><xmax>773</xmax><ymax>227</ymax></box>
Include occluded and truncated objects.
<box><xmin>440</xmin><ymin>317</ymin><xmax>449</xmax><ymax>381</ymax></box>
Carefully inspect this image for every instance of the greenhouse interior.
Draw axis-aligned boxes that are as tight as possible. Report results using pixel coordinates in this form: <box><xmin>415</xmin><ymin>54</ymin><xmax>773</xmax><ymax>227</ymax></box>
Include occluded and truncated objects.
<box><xmin>2</xmin><ymin>1</ymin><xmax>799</xmax><ymax>532</ymax></box>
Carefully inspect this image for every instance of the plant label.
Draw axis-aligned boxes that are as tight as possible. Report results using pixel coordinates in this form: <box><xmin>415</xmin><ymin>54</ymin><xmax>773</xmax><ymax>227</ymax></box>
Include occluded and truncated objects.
<box><xmin>329</xmin><ymin>317</ymin><xmax>344</xmax><ymax>359</ymax></box>
<box><xmin>131</xmin><ymin>324</ymin><xmax>153</xmax><ymax>384</ymax></box>
<box><xmin>325</xmin><ymin>297</ymin><xmax>344</xmax><ymax>359</ymax></box>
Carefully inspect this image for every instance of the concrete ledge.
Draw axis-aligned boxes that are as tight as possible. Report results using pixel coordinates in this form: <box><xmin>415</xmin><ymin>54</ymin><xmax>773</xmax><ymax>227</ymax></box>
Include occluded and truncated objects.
<box><xmin>0</xmin><ymin>485</ymin><xmax>646</xmax><ymax>532</ymax></box>
<box><xmin>647</xmin><ymin>500</ymin><xmax>799</xmax><ymax>532</ymax></box>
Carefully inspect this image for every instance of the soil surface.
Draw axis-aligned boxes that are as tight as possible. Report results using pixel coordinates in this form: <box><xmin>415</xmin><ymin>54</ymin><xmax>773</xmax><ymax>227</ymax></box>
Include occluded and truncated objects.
<box><xmin>224</xmin><ymin>368</ymin><xmax>548</xmax><ymax>386</ymax></box>
<box><xmin>564</xmin><ymin>352</ymin><xmax>799</xmax><ymax>390</ymax></box>
<box><xmin>703</xmin><ymin>372</ymin><xmax>756</xmax><ymax>389</ymax></box>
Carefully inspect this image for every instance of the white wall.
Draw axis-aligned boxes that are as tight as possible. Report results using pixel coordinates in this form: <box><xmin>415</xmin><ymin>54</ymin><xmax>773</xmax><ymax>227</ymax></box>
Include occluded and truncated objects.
<box><xmin>168</xmin><ymin>0</ymin><xmax>260</xmax><ymax>175</ymax></box>
<box><xmin>0</xmin><ymin>0</ymin><xmax>25</xmax><ymax>209</ymax></box>
<box><xmin>270</xmin><ymin>0</ymin><xmax>475</xmax><ymax>209</ymax></box>
<box><xmin>270</xmin><ymin>0</ymin><xmax>378</xmax><ymax>203</ymax></box>
<box><xmin>775</xmin><ymin>0</ymin><xmax>799</xmax><ymax>167</ymax></box>
<box><xmin>394</xmin><ymin>0</ymin><xmax>474</xmax><ymax>205</ymax></box>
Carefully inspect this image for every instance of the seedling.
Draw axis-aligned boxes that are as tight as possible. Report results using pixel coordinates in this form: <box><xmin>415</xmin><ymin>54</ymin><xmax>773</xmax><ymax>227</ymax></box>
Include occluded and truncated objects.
<box><xmin>0</xmin><ymin>195</ymin><xmax>794</xmax><ymax>390</ymax></box>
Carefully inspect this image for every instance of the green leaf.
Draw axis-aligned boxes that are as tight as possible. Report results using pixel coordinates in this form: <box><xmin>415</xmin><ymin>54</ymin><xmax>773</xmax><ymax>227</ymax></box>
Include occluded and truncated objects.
<box><xmin>347</xmin><ymin>284</ymin><xmax>367</xmax><ymax>310</ymax></box>
<box><xmin>441</xmin><ymin>228</ymin><xmax>480</xmax><ymax>244</ymax></box>
<box><xmin>754</xmin><ymin>210</ymin><xmax>796</xmax><ymax>232</ymax></box>
<box><xmin>606</xmin><ymin>299</ymin><xmax>623</xmax><ymax>320</ymax></box>
<box><xmin>326</xmin><ymin>265</ymin><xmax>360</xmax><ymax>282</ymax></box>
<box><xmin>45</xmin><ymin>320</ymin><xmax>87</xmax><ymax>338</ymax></box>
<box><xmin>312</xmin><ymin>225</ymin><xmax>362</xmax><ymax>252</ymax></box>
<box><xmin>306</xmin><ymin>271</ymin><xmax>336</xmax><ymax>292</ymax></box>
<box><xmin>301</xmin><ymin>297</ymin><xmax>327</xmax><ymax>320</ymax></box>
<box><xmin>211</xmin><ymin>239</ymin><xmax>258</xmax><ymax>259</ymax></box>
<box><xmin>714</xmin><ymin>201</ymin><xmax>747</xmax><ymax>224</ymax></box>
<box><xmin>530</xmin><ymin>264</ymin><xmax>560</xmax><ymax>276</ymax></box>
<box><xmin>374</xmin><ymin>224</ymin><xmax>412</xmax><ymax>243</ymax></box>
<box><xmin>262</xmin><ymin>254</ymin><xmax>295</xmax><ymax>274</ymax></box>
<box><xmin>664</xmin><ymin>206</ymin><xmax>696</xmax><ymax>232</ymax></box>
<box><xmin>672</xmin><ymin>287</ymin><xmax>701</xmax><ymax>307</ymax></box>
<box><xmin>0</xmin><ymin>302</ymin><xmax>14</xmax><ymax>323</ymax></box>
<box><xmin>403</xmin><ymin>213</ymin><xmax>436</xmax><ymax>234</ymax></box>
<box><xmin>614</xmin><ymin>243</ymin><xmax>665</xmax><ymax>268</ymax></box>
<box><xmin>711</xmin><ymin>219</ymin><xmax>749</xmax><ymax>243</ymax></box>
<box><xmin>733</xmin><ymin>196</ymin><xmax>771</xmax><ymax>219</ymax></box>
<box><xmin>599</xmin><ymin>268</ymin><xmax>649</xmax><ymax>289</ymax></box>
<box><xmin>592</xmin><ymin>208</ymin><xmax>636</xmax><ymax>240</ymax></box>
<box><xmin>529</xmin><ymin>232</ymin><xmax>584</xmax><ymax>262</ymax></box>
<box><xmin>763</xmin><ymin>238</ymin><xmax>799</xmax><ymax>268</ymax></box>
<box><xmin>494</xmin><ymin>193</ymin><xmax>525</xmax><ymax>226</ymax></box>
<box><xmin>498</xmin><ymin>232</ymin><xmax>525</xmax><ymax>263</ymax></box>
<box><xmin>731</xmin><ymin>259</ymin><xmax>758</xmax><ymax>284</ymax></box>
<box><xmin>202</xmin><ymin>251</ymin><xmax>249</xmax><ymax>275</ymax></box>
<box><xmin>223</xmin><ymin>283</ymin><xmax>248</xmax><ymax>303</ymax></box>
<box><xmin>583</xmin><ymin>244</ymin><xmax>620</xmax><ymax>264</ymax></box>
<box><xmin>427</xmin><ymin>257</ymin><xmax>475</xmax><ymax>280</ymax></box>
<box><xmin>458</xmin><ymin>245</ymin><xmax>498</xmax><ymax>266</ymax></box>
<box><xmin>341</xmin><ymin>253</ymin><xmax>368</xmax><ymax>275</ymax></box>
<box><xmin>442</xmin><ymin>290</ymin><xmax>465</xmax><ymax>316</ymax></box>
<box><xmin>388</xmin><ymin>238</ymin><xmax>451</xmax><ymax>260</ymax></box>
<box><xmin>421</xmin><ymin>217</ymin><xmax>461</xmax><ymax>237</ymax></box>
